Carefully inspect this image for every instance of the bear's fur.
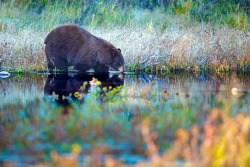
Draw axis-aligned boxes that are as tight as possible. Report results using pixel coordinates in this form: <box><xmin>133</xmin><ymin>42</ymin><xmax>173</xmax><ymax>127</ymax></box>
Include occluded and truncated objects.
<box><xmin>44</xmin><ymin>24</ymin><xmax>124</xmax><ymax>73</ymax></box>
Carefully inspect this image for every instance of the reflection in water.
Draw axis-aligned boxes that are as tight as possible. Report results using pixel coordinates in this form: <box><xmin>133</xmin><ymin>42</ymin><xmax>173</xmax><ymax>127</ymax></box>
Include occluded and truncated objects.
<box><xmin>44</xmin><ymin>73</ymin><xmax>124</xmax><ymax>107</ymax></box>
<box><xmin>0</xmin><ymin>72</ymin><xmax>250</xmax><ymax>165</ymax></box>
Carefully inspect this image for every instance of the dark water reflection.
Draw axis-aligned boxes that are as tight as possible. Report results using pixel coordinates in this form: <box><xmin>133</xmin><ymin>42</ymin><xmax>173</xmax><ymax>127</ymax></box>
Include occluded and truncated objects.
<box><xmin>0</xmin><ymin>72</ymin><xmax>250</xmax><ymax>165</ymax></box>
<box><xmin>44</xmin><ymin>73</ymin><xmax>124</xmax><ymax>113</ymax></box>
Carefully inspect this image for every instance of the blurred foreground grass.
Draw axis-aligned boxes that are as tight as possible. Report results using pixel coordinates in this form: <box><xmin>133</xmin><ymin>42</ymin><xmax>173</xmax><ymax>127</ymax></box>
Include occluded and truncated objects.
<box><xmin>0</xmin><ymin>73</ymin><xmax>250</xmax><ymax>166</ymax></box>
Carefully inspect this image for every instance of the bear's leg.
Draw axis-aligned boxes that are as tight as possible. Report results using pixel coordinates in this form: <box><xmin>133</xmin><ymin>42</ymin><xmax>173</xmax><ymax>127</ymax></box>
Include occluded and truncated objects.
<box><xmin>47</xmin><ymin>61</ymin><xmax>55</xmax><ymax>72</ymax></box>
<box><xmin>47</xmin><ymin>57</ymin><xmax>69</xmax><ymax>72</ymax></box>
<box><xmin>94</xmin><ymin>65</ymin><xmax>109</xmax><ymax>73</ymax></box>
<box><xmin>73</xmin><ymin>64</ymin><xmax>91</xmax><ymax>73</ymax></box>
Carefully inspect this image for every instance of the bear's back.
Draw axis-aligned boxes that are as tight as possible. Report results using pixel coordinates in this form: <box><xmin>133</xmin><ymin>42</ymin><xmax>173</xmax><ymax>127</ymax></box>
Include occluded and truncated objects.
<box><xmin>44</xmin><ymin>24</ymin><xmax>96</xmax><ymax>62</ymax></box>
<box><xmin>44</xmin><ymin>24</ymin><xmax>90</xmax><ymax>45</ymax></box>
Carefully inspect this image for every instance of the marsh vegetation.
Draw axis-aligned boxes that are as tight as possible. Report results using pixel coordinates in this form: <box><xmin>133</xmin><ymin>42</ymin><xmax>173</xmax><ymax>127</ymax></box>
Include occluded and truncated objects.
<box><xmin>0</xmin><ymin>0</ymin><xmax>250</xmax><ymax>166</ymax></box>
<box><xmin>0</xmin><ymin>0</ymin><xmax>250</xmax><ymax>72</ymax></box>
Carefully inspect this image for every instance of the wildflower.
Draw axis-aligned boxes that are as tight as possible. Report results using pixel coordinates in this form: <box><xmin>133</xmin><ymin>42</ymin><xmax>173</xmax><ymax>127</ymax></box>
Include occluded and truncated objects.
<box><xmin>90</xmin><ymin>77</ymin><xmax>102</xmax><ymax>86</ymax></box>
<box><xmin>71</xmin><ymin>143</ymin><xmax>82</xmax><ymax>155</ymax></box>
<box><xmin>96</xmin><ymin>80</ymin><xmax>101</xmax><ymax>86</ymax></box>
<box><xmin>74</xmin><ymin>92</ymin><xmax>80</xmax><ymax>98</ymax></box>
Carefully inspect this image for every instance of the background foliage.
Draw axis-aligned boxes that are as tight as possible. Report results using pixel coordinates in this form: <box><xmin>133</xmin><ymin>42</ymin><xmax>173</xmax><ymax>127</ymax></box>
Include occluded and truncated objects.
<box><xmin>1</xmin><ymin>0</ymin><xmax>249</xmax><ymax>29</ymax></box>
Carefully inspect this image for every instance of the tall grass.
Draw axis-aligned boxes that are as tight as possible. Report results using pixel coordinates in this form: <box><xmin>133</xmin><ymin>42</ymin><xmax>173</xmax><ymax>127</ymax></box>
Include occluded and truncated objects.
<box><xmin>0</xmin><ymin>0</ymin><xmax>249</xmax><ymax>72</ymax></box>
<box><xmin>138</xmin><ymin>109</ymin><xmax>250</xmax><ymax>167</ymax></box>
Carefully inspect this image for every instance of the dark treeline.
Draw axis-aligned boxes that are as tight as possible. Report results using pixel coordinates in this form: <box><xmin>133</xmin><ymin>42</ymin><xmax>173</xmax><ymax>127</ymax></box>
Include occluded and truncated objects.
<box><xmin>1</xmin><ymin>0</ymin><xmax>249</xmax><ymax>28</ymax></box>
<box><xmin>2</xmin><ymin>0</ymin><xmax>250</xmax><ymax>12</ymax></box>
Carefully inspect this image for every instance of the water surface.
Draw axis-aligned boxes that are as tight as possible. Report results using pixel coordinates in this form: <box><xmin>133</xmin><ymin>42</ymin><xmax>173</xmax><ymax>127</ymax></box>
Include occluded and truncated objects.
<box><xmin>0</xmin><ymin>72</ymin><xmax>249</xmax><ymax>166</ymax></box>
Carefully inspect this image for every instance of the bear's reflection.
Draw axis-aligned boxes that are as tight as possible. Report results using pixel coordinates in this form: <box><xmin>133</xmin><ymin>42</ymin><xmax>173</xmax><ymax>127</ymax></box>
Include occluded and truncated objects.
<box><xmin>44</xmin><ymin>73</ymin><xmax>124</xmax><ymax>111</ymax></box>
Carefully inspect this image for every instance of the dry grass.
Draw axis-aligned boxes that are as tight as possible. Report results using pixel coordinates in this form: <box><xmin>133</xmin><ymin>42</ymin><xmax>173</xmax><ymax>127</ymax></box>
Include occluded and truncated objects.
<box><xmin>0</xmin><ymin>26</ymin><xmax>47</xmax><ymax>71</ymax></box>
<box><xmin>136</xmin><ymin>109</ymin><xmax>250</xmax><ymax>167</ymax></box>
<box><xmin>0</xmin><ymin>21</ymin><xmax>250</xmax><ymax>72</ymax></box>
<box><xmin>9</xmin><ymin>108</ymin><xmax>248</xmax><ymax>167</ymax></box>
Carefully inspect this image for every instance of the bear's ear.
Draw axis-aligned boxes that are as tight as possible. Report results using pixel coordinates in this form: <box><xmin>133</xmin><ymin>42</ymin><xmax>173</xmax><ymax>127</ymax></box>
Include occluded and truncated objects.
<box><xmin>117</xmin><ymin>48</ymin><xmax>121</xmax><ymax>52</ymax></box>
<box><xmin>111</xmin><ymin>49</ymin><xmax>117</xmax><ymax>57</ymax></box>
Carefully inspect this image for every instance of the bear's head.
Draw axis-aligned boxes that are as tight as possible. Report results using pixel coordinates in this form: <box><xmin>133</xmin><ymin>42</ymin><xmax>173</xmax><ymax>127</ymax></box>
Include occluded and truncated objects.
<box><xmin>97</xmin><ymin>48</ymin><xmax>124</xmax><ymax>72</ymax></box>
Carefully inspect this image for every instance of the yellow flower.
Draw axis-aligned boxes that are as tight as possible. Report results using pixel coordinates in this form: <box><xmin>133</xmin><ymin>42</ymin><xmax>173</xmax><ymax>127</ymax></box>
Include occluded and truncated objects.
<box><xmin>96</xmin><ymin>80</ymin><xmax>101</xmax><ymax>86</ymax></box>
<box><xmin>90</xmin><ymin>77</ymin><xmax>101</xmax><ymax>86</ymax></box>
<box><xmin>71</xmin><ymin>143</ymin><xmax>82</xmax><ymax>155</ymax></box>
<box><xmin>74</xmin><ymin>92</ymin><xmax>80</xmax><ymax>98</ymax></box>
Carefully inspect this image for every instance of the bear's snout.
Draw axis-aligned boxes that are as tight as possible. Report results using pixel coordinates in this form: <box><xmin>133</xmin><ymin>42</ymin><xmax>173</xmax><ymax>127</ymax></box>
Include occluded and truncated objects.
<box><xmin>118</xmin><ymin>66</ymin><xmax>124</xmax><ymax>72</ymax></box>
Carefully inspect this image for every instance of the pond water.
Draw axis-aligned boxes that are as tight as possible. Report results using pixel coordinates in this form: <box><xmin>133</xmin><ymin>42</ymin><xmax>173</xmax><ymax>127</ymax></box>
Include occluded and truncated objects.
<box><xmin>0</xmin><ymin>72</ymin><xmax>250</xmax><ymax>166</ymax></box>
